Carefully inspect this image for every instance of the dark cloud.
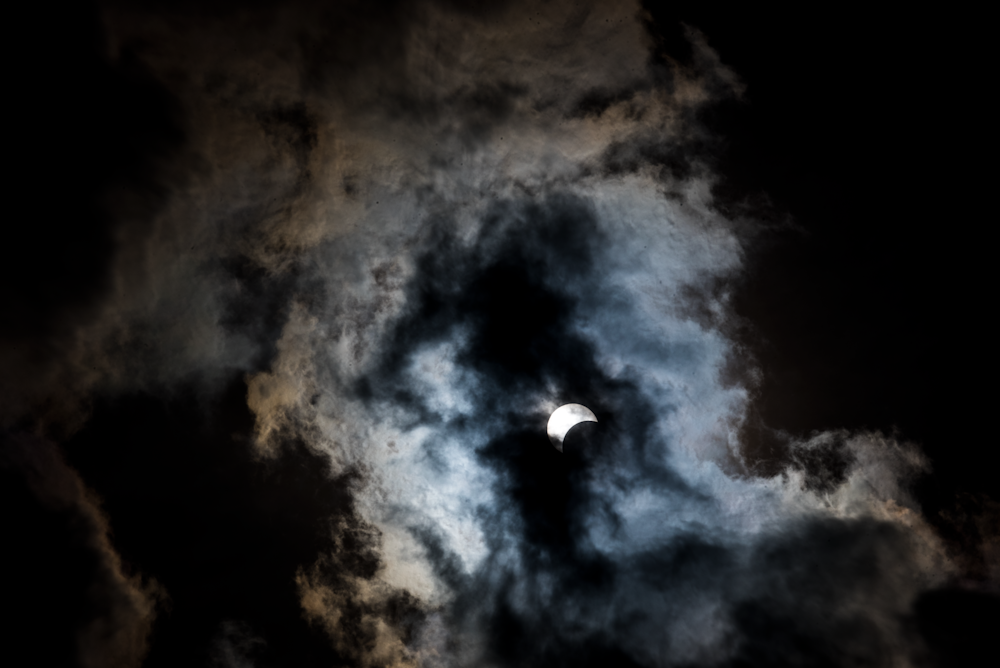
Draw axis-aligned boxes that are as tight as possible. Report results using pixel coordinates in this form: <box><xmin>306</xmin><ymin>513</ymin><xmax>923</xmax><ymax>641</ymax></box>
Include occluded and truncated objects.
<box><xmin>2</xmin><ymin>1</ymin><xmax>183</xmax><ymax>431</ymax></box>
<box><xmin>600</xmin><ymin>130</ymin><xmax>709</xmax><ymax>183</ymax></box>
<box><xmin>1</xmin><ymin>431</ymin><xmax>163</xmax><ymax>667</ymax></box>
<box><xmin>210</xmin><ymin>620</ymin><xmax>266</xmax><ymax>668</ymax></box>
<box><xmin>343</xmin><ymin>195</ymin><xmax>962</xmax><ymax>666</ymax></box>
<box><xmin>59</xmin><ymin>377</ymin><xmax>399</xmax><ymax>666</ymax></box>
<box><xmin>256</xmin><ymin>102</ymin><xmax>319</xmax><ymax>183</ymax></box>
<box><xmin>365</xmin><ymin>192</ymin><xmax>697</xmax><ymax>507</ymax></box>
<box><xmin>367</xmin><ymin>195</ymin><xmax>602</xmax><ymax>393</ymax></box>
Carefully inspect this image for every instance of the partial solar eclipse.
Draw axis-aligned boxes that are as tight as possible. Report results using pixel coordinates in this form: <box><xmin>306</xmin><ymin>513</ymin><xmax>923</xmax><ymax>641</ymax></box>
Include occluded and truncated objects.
<box><xmin>546</xmin><ymin>403</ymin><xmax>598</xmax><ymax>452</ymax></box>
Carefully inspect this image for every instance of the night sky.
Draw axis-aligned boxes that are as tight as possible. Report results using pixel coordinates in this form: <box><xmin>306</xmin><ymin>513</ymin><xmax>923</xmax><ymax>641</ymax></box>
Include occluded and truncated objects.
<box><xmin>3</xmin><ymin>2</ymin><xmax>996</xmax><ymax>667</ymax></box>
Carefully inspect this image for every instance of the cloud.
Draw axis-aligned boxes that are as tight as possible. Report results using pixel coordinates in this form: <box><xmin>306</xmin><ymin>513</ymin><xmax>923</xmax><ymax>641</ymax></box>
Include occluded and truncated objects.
<box><xmin>302</xmin><ymin>195</ymin><xmax>951</xmax><ymax>666</ymax></box>
<box><xmin>0</xmin><ymin>432</ymin><xmax>164</xmax><ymax>668</ymax></box>
<box><xmin>6</xmin><ymin>0</ymin><xmax>990</xmax><ymax>665</ymax></box>
<box><xmin>0</xmin><ymin>2</ymin><xmax>183</xmax><ymax>434</ymax></box>
<box><xmin>210</xmin><ymin>620</ymin><xmax>266</xmax><ymax>668</ymax></box>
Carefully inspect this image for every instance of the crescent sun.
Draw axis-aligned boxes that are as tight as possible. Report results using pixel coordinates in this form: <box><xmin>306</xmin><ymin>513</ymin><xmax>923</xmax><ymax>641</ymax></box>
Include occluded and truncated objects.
<box><xmin>546</xmin><ymin>403</ymin><xmax>598</xmax><ymax>452</ymax></box>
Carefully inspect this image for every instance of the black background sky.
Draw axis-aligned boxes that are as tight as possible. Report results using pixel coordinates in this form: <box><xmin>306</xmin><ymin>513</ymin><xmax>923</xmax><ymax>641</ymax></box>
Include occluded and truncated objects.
<box><xmin>3</xmin><ymin>2</ymin><xmax>996</xmax><ymax>667</ymax></box>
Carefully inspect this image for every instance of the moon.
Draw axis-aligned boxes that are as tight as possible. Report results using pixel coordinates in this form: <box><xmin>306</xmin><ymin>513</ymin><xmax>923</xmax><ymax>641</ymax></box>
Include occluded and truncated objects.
<box><xmin>546</xmin><ymin>403</ymin><xmax>598</xmax><ymax>452</ymax></box>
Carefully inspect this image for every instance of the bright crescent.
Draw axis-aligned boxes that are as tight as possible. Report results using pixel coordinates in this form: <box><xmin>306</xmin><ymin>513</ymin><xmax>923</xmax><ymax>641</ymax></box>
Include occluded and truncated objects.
<box><xmin>546</xmin><ymin>403</ymin><xmax>598</xmax><ymax>452</ymax></box>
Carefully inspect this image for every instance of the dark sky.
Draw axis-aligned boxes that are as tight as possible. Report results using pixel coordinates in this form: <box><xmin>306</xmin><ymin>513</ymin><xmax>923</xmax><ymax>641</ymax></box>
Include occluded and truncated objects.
<box><xmin>3</xmin><ymin>2</ymin><xmax>996</xmax><ymax>667</ymax></box>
